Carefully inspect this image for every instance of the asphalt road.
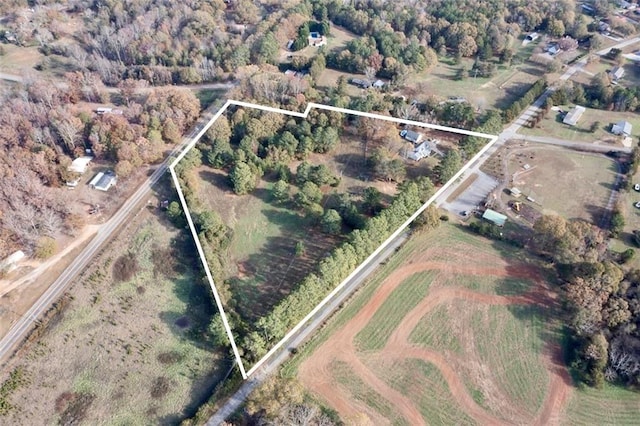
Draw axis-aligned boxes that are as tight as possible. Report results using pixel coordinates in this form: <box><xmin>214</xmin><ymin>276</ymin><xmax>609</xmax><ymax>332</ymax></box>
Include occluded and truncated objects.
<box><xmin>0</xmin><ymin>101</ymin><xmax>224</xmax><ymax>365</ymax></box>
<box><xmin>206</xmin><ymin>232</ymin><xmax>409</xmax><ymax>425</ymax></box>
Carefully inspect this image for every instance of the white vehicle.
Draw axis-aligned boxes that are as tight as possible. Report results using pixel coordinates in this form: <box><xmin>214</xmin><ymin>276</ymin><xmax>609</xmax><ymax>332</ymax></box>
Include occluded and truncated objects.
<box><xmin>635</xmin><ymin>201</ymin><xmax>640</xmax><ymax>209</ymax></box>
<box><xmin>634</xmin><ymin>183</ymin><xmax>640</xmax><ymax>191</ymax></box>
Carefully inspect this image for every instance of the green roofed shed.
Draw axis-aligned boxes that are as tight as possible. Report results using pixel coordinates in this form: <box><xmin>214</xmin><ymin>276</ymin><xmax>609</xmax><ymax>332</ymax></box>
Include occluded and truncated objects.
<box><xmin>482</xmin><ymin>209</ymin><xmax>507</xmax><ymax>227</ymax></box>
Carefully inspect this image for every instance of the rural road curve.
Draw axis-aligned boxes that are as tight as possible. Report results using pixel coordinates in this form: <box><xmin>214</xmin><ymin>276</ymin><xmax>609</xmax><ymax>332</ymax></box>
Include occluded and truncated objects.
<box><xmin>206</xmin><ymin>232</ymin><xmax>409</xmax><ymax>425</ymax></box>
<box><xmin>0</xmin><ymin>100</ymin><xmax>225</xmax><ymax>365</ymax></box>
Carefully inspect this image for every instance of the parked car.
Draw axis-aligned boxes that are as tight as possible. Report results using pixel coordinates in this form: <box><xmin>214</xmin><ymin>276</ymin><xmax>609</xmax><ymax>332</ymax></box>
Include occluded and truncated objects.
<box><xmin>634</xmin><ymin>183</ymin><xmax>640</xmax><ymax>191</ymax></box>
<box><xmin>635</xmin><ymin>201</ymin><xmax>640</xmax><ymax>208</ymax></box>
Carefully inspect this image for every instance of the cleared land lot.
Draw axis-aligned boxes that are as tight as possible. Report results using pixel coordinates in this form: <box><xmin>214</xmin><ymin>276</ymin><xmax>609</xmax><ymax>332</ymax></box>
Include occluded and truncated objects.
<box><xmin>407</xmin><ymin>41</ymin><xmax>545</xmax><ymax>110</ymax></box>
<box><xmin>284</xmin><ymin>223</ymin><xmax>572</xmax><ymax>425</ymax></box>
<box><xmin>520</xmin><ymin>106</ymin><xmax>638</xmax><ymax>145</ymax></box>
<box><xmin>191</xmin><ymin>109</ymin><xmax>453</xmax><ymax>332</ymax></box>
<box><xmin>0</xmin><ymin>205</ymin><xmax>226</xmax><ymax>424</ymax></box>
<box><xmin>502</xmin><ymin>147</ymin><xmax>618</xmax><ymax>223</ymax></box>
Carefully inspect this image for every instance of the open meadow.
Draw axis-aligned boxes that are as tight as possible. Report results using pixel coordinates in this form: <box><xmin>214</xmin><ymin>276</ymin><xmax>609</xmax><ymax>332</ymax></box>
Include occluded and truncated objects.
<box><xmin>519</xmin><ymin>106</ymin><xmax>638</xmax><ymax>145</ymax></box>
<box><xmin>406</xmin><ymin>39</ymin><xmax>545</xmax><ymax>111</ymax></box>
<box><xmin>502</xmin><ymin>146</ymin><xmax>618</xmax><ymax>224</ymax></box>
<box><xmin>284</xmin><ymin>223</ymin><xmax>576</xmax><ymax>425</ymax></box>
<box><xmin>0</xmin><ymin>198</ymin><xmax>226</xmax><ymax>425</ymax></box>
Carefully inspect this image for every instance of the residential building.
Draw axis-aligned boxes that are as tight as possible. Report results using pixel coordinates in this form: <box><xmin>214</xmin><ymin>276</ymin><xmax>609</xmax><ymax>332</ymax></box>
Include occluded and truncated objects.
<box><xmin>407</xmin><ymin>141</ymin><xmax>432</xmax><ymax>161</ymax></box>
<box><xmin>400</xmin><ymin>129</ymin><xmax>422</xmax><ymax>144</ymax></box>
<box><xmin>610</xmin><ymin>66</ymin><xmax>625</xmax><ymax>81</ymax></box>
<box><xmin>89</xmin><ymin>171</ymin><xmax>117</xmax><ymax>191</ymax></box>
<box><xmin>349</xmin><ymin>78</ymin><xmax>371</xmax><ymax>89</ymax></box>
<box><xmin>563</xmin><ymin>105</ymin><xmax>586</xmax><ymax>126</ymax></box>
<box><xmin>67</xmin><ymin>156</ymin><xmax>93</xmax><ymax>174</ymax></box>
<box><xmin>612</xmin><ymin>120</ymin><xmax>633</xmax><ymax>136</ymax></box>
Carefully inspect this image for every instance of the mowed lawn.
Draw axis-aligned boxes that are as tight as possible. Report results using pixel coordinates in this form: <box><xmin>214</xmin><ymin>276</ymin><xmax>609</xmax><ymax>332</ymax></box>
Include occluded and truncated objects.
<box><xmin>409</xmin><ymin>40</ymin><xmax>544</xmax><ymax>110</ymax></box>
<box><xmin>285</xmin><ymin>223</ymin><xmax>560</xmax><ymax>424</ymax></box>
<box><xmin>374</xmin><ymin>358</ymin><xmax>475</xmax><ymax>426</ymax></box>
<box><xmin>505</xmin><ymin>148</ymin><xmax>618</xmax><ymax>222</ymax></box>
<box><xmin>519</xmin><ymin>106</ymin><xmax>640</xmax><ymax>144</ymax></box>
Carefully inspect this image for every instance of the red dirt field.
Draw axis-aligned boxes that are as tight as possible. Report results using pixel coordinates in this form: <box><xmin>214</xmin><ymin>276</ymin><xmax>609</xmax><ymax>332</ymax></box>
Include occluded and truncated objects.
<box><xmin>298</xmin><ymin>248</ymin><xmax>571</xmax><ymax>425</ymax></box>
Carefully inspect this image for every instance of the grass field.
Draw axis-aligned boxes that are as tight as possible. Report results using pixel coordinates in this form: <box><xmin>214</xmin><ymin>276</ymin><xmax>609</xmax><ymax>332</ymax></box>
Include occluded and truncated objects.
<box><xmin>374</xmin><ymin>358</ymin><xmax>475</xmax><ymax>426</ymax></box>
<box><xmin>286</xmin><ymin>223</ymin><xmax>567</xmax><ymax>425</ymax></box>
<box><xmin>561</xmin><ymin>383</ymin><xmax>640</xmax><ymax>425</ymax></box>
<box><xmin>408</xmin><ymin>40</ymin><xmax>544</xmax><ymax>111</ymax></box>
<box><xmin>504</xmin><ymin>147</ymin><xmax>618</xmax><ymax>223</ymax></box>
<box><xmin>196</xmin><ymin>171</ymin><xmax>340</xmax><ymax>324</ymax></box>
<box><xmin>0</xmin><ymin>207</ymin><xmax>225</xmax><ymax>424</ymax></box>
<box><xmin>354</xmin><ymin>271</ymin><xmax>437</xmax><ymax>352</ymax></box>
<box><xmin>520</xmin><ymin>106</ymin><xmax>639</xmax><ymax>144</ymax></box>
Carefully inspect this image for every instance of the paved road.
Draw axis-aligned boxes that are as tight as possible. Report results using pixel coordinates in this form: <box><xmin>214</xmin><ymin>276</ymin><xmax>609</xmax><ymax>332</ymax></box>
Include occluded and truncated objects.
<box><xmin>206</xmin><ymin>232</ymin><xmax>409</xmax><ymax>425</ymax></box>
<box><xmin>0</xmin><ymin>101</ymin><xmax>224</xmax><ymax>365</ymax></box>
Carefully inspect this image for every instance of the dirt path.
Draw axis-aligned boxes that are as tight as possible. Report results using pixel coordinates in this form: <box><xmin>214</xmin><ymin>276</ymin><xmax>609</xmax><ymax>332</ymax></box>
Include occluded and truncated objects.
<box><xmin>0</xmin><ymin>225</ymin><xmax>100</xmax><ymax>297</ymax></box>
<box><xmin>298</xmin><ymin>258</ymin><xmax>571</xmax><ymax>425</ymax></box>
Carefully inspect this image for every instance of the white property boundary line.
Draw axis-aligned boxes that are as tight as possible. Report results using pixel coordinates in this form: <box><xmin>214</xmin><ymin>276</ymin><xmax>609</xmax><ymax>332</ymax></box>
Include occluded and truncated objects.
<box><xmin>169</xmin><ymin>100</ymin><xmax>498</xmax><ymax>379</ymax></box>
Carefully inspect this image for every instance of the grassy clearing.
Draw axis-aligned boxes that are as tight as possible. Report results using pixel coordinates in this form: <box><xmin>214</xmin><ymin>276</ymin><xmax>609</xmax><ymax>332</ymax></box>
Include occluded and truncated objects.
<box><xmin>353</xmin><ymin>271</ymin><xmax>437</xmax><ymax>352</ymax></box>
<box><xmin>505</xmin><ymin>147</ymin><xmax>617</xmax><ymax>222</ymax></box>
<box><xmin>287</xmin><ymin>222</ymin><xmax>552</xmax><ymax>423</ymax></box>
<box><xmin>331</xmin><ymin>360</ymin><xmax>408</xmax><ymax>425</ymax></box>
<box><xmin>1</xmin><ymin>212</ymin><xmax>225</xmax><ymax>425</ymax></box>
<box><xmin>377</xmin><ymin>358</ymin><xmax>475</xmax><ymax>425</ymax></box>
<box><xmin>411</xmin><ymin>51</ymin><xmax>544</xmax><ymax>110</ymax></box>
<box><xmin>562</xmin><ymin>383</ymin><xmax>640</xmax><ymax>425</ymax></box>
<box><xmin>470</xmin><ymin>304</ymin><xmax>549</xmax><ymax>419</ymax></box>
<box><xmin>520</xmin><ymin>106</ymin><xmax>639</xmax><ymax>143</ymax></box>
<box><xmin>408</xmin><ymin>303</ymin><xmax>463</xmax><ymax>355</ymax></box>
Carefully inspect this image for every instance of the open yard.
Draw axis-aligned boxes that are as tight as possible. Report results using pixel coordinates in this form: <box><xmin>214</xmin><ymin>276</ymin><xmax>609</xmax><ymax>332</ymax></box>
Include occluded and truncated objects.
<box><xmin>407</xmin><ymin>39</ymin><xmax>545</xmax><ymax>111</ymax></box>
<box><xmin>502</xmin><ymin>146</ymin><xmax>618</xmax><ymax>223</ymax></box>
<box><xmin>0</xmin><ymin>204</ymin><xmax>226</xmax><ymax>425</ymax></box>
<box><xmin>285</xmin><ymin>223</ymin><xmax>571</xmax><ymax>425</ymax></box>
<box><xmin>520</xmin><ymin>106</ymin><xmax>639</xmax><ymax>144</ymax></box>
<box><xmin>561</xmin><ymin>383</ymin><xmax>640</xmax><ymax>425</ymax></box>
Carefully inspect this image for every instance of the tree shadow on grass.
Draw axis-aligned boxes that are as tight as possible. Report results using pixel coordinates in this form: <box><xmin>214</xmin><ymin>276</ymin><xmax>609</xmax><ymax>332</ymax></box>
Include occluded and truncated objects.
<box><xmin>229</xmin><ymin>209</ymin><xmax>342</xmax><ymax>326</ymax></box>
<box><xmin>199</xmin><ymin>168</ymin><xmax>231</xmax><ymax>192</ymax></box>
<box><xmin>152</xmin><ymin>234</ymin><xmax>232</xmax><ymax>424</ymax></box>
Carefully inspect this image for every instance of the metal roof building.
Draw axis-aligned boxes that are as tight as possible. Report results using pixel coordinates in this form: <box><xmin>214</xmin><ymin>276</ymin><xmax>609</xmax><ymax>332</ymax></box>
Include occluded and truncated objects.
<box><xmin>482</xmin><ymin>209</ymin><xmax>507</xmax><ymax>227</ymax></box>
<box><xmin>563</xmin><ymin>106</ymin><xmax>586</xmax><ymax>126</ymax></box>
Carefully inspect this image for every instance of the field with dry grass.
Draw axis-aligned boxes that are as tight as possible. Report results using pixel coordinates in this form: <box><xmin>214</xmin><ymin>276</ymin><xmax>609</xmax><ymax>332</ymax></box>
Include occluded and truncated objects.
<box><xmin>0</xmin><ymin>205</ymin><xmax>226</xmax><ymax>425</ymax></box>
<box><xmin>503</xmin><ymin>146</ymin><xmax>618</xmax><ymax>223</ymax></box>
